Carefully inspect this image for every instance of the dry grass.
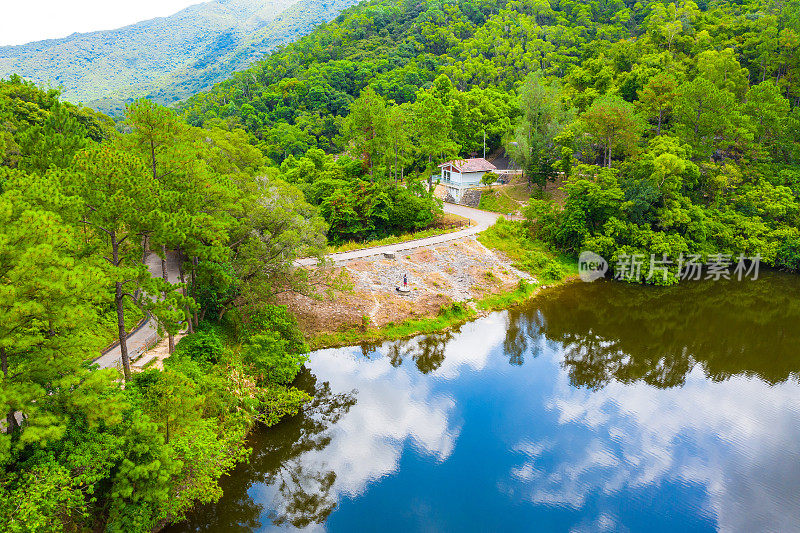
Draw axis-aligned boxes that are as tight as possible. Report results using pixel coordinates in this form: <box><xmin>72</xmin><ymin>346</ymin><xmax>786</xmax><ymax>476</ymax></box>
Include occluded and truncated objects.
<box><xmin>282</xmin><ymin>236</ymin><xmax>527</xmax><ymax>339</ymax></box>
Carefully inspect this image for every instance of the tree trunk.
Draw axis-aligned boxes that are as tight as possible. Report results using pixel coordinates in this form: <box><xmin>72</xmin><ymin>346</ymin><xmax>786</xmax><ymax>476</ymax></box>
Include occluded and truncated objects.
<box><xmin>112</xmin><ymin>234</ymin><xmax>132</xmax><ymax>381</ymax></box>
<box><xmin>191</xmin><ymin>256</ymin><xmax>200</xmax><ymax>328</ymax></box>
<box><xmin>141</xmin><ymin>234</ymin><xmax>149</xmax><ymax>265</ymax></box>
<box><xmin>1</xmin><ymin>347</ymin><xmax>19</xmax><ymax>434</ymax></box>
<box><xmin>177</xmin><ymin>248</ymin><xmax>194</xmax><ymax>335</ymax></box>
<box><xmin>427</xmin><ymin>155</ymin><xmax>433</xmax><ymax>192</ymax></box>
<box><xmin>161</xmin><ymin>245</ymin><xmax>175</xmax><ymax>354</ymax></box>
<box><xmin>115</xmin><ymin>281</ymin><xmax>131</xmax><ymax>382</ymax></box>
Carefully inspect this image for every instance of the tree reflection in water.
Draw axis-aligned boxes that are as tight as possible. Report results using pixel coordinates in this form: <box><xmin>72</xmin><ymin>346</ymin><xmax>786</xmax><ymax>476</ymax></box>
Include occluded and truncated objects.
<box><xmin>525</xmin><ymin>271</ymin><xmax>800</xmax><ymax>389</ymax></box>
<box><xmin>503</xmin><ymin>307</ymin><xmax>548</xmax><ymax>367</ymax></box>
<box><xmin>167</xmin><ymin>369</ymin><xmax>357</xmax><ymax>531</ymax></box>
<box><xmin>380</xmin><ymin>331</ymin><xmax>455</xmax><ymax>374</ymax></box>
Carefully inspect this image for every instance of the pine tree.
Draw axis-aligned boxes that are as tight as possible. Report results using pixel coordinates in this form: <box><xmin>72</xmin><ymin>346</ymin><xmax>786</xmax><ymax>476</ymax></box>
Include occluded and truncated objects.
<box><xmin>125</xmin><ymin>100</ymin><xmax>190</xmax><ymax>353</ymax></box>
<box><xmin>580</xmin><ymin>94</ymin><xmax>645</xmax><ymax>167</ymax></box>
<box><xmin>68</xmin><ymin>144</ymin><xmax>159</xmax><ymax>381</ymax></box>
<box><xmin>412</xmin><ymin>90</ymin><xmax>459</xmax><ymax>190</ymax></box>
<box><xmin>343</xmin><ymin>87</ymin><xmax>389</xmax><ymax>180</ymax></box>
<box><xmin>0</xmin><ymin>184</ymin><xmax>118</xmax><ymax>458</ymax></box>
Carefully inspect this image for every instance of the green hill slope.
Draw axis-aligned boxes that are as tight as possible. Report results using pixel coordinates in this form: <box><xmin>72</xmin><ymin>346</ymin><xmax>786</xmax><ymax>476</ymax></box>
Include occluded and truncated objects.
<box><xmin>182</xmin><ymin>0</ymin><xmax>800</xmax><ymax>157</ymax></box>
<box><xmin>181</xmin><ymin>0</ymin><xmax>800</xmax><ymax>274</ymax></box>
<box><xmin>0</xmin><ymin>0</ymin><xmax>359</xmax><ymax>115</ymax></box>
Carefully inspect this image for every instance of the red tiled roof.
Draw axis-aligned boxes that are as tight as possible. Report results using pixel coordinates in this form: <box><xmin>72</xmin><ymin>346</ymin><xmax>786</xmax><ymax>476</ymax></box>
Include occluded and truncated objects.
<box><xmin>439</xmin><ymin>158</ymin><xmax>497</xmax><ymax>173</ymax></box>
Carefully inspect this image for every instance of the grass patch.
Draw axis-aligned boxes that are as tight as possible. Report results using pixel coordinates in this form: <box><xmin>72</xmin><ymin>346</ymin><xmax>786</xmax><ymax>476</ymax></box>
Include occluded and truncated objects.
<box><xmin>327</xmin><ymin>216</ymin><xmax>471</xmax><ymax>254</ymax></box>
<box><xmin>504</xmin><ymin>183</ymin><xmax>534</xmax><ymax>201</ymax></box>
<box><xmin>311</xmin><ymin>302</ymin><xmax>475</xmax><ymax>349</ymax></box>
<box><xmin>476</xmin><ymin>279</ymin><xmax>538</xmax><ymax>311</ymax></box>
<box><xmin>478</xmin><ymin>189</ymin><xmax>520</xmax><ymax>215</ymax></box>
<box><xmin>477</xmin><ymin>218</ymin><xmax>578</xmax><ymax>284</ymax></box>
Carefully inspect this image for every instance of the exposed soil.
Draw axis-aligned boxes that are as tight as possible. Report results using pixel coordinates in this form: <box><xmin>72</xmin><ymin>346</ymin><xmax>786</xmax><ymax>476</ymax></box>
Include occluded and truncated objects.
<box><xmin>135</xmin><ymin>332</ymin><xmax>187</xmax><ymax>371</ymax></box>
<box><xmin>279</xmin><ymin>237</ymin><xmax>533</xmax><ymax>337</ymax></box>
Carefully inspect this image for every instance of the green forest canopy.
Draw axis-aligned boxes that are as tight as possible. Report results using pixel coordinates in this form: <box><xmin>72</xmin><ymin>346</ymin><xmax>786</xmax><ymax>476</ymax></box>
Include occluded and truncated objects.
<box><xmin>181</xmin><ymin>0</ymin><xmax>800</xmax><ymax>279</ymax></box>
<box><xmin>2</xmin><ymin>0</ymin><xmax>800</xmax><ymax>529</ymax></box>
<box><xmin>0</xmin><ymin>77</ymin><xmax>331</xmax><ymax>530</ymax></box>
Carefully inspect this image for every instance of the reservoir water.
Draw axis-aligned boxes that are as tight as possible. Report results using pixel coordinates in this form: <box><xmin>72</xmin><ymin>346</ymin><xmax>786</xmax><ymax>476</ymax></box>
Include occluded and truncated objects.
<box><xmin>168</xmin><ymin>271</ymin><xmax>800</xmax><ymax>532</ymax></box>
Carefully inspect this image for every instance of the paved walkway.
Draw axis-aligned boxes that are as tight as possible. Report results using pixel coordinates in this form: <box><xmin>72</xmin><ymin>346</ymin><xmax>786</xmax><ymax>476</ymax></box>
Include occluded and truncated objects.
<box><xmin>93</xmin><ymin>250</ymin><xmax>182</xmax><ymax>370</ymax></box>
<box><xmin>296</xmin><ymin>203</ymin><xmax>504</xmax><ymax>266</ymax></box>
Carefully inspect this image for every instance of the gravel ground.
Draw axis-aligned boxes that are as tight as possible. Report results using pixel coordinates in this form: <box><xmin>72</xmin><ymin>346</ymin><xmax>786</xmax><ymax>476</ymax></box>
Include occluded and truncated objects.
<box><xmin>280</xmin><ymin>237</ymin><xmax>534</xmax><ymax>336</ymax></box>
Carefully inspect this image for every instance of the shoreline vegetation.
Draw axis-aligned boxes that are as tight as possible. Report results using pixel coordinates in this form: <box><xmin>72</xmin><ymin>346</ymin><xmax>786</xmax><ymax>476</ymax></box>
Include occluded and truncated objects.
<box><xmin>308</xmin><ymin>278</ymin><xmax>575</xmax><ymax>350</ymax></box>
<box><xmin>310</xmin><ymin>219</ymin><xmax>579</xmax><ymax>349</ymax></box>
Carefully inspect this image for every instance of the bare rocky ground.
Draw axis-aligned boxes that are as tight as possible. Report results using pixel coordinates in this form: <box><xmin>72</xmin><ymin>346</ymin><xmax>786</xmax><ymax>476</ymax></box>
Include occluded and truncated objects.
<box><xmin>132</xmin><ymin>332</ymin><xmax>187</xmax><ymax>372</ymax></box>
<box><xmin>279</xmin><ymin>237</ymin><xmax>533</xmax><ymax>337</ymax></box>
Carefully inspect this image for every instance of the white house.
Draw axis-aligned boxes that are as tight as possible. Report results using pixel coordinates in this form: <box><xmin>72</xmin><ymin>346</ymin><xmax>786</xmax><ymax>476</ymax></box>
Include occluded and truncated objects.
<box><xmin>437</xmin><ymin>158</ymin><xmax>497</xmax><ymax>202</ymax></box>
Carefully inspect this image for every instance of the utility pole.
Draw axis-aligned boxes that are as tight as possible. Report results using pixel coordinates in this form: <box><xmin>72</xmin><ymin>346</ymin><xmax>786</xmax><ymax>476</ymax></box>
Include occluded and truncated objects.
<box><xmin>483</xmin><ymin>130</ymin><xmax>486</xmax><ymax>159</ymax></box>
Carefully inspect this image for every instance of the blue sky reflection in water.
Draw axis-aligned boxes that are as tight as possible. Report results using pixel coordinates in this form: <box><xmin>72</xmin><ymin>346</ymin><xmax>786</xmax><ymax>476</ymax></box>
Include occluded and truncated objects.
<box><xmin>168</xmin><ymin>272</ymin><xmax>800</xmax><ymax>532</ymax></box>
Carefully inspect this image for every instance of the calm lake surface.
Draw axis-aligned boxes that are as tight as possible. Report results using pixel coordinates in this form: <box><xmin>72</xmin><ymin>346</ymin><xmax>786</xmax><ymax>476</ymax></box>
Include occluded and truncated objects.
<box><xmin>168</xmin><ymin>271</ymin><xmax>800</xmax><ymax>532</ymax></box>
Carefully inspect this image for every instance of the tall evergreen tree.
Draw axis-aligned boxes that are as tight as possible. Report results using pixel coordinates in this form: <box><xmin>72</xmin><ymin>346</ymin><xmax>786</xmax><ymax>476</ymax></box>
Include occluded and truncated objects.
<box><xmin>510</xmin><ymin>72</ymin><xmax>573</xmax><ymax>187</ymax></box>
<box><xmin>68</xmin><ymin>144</ymin><xmax>159</xmax><ymax>381</ymax></box>
<box><xmin>0</xmin><ymin>183</ymin><xmax>117</xmax><ymax>457</ymax></box>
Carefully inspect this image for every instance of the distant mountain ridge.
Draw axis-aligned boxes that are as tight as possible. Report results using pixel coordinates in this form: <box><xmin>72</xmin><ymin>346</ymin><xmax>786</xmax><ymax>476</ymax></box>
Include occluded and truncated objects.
<box><xmin>0</xmin><ymin>0</ymin><xmax>359</xmax><ymax>115</ymax></box>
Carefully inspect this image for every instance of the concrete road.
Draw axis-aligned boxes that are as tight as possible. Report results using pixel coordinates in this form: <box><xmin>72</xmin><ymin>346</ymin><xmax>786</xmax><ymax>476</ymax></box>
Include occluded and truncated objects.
<box><xmin>295</xmin><ymin>203</ymin><xmax>504</xmax><ymax>266</ymax></box>
<box><xmin>93</xmin><ymin>204</ymin><xmax>505</xmax><ymax>368</ymax></box>
<box><xmin>93</xmin><ymin>250</ymin><xmax>182</xmax><ymax>370</ymax></box>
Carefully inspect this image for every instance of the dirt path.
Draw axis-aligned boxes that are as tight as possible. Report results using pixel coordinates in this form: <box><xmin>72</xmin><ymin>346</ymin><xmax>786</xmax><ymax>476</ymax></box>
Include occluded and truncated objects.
<box><xmin>281</xmin><ymin>236</ymin><xmax>534</xmax><ymax>337</ymax></box>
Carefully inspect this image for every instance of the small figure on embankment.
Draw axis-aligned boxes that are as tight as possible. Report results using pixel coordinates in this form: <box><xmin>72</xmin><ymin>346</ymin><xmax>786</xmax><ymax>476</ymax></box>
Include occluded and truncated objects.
<box><xmin>397</xmin><ymin>273</ymin><xmax>410</xmax><ymax>293</ymax></box>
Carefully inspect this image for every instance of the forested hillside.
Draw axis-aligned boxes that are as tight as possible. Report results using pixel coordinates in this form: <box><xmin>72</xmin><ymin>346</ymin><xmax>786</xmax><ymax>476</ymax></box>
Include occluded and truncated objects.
<box><xmin>0</xmin><ymin>0</ymin><xmax>359</xmax><ymax>115</ymax></box>
<box><xmin>0</xmin><ymin>77</ymin><xmax>331</xmax><ymax>530</ymax></box>
<box><xmin>184</xmin><ymin>0</ymin><xmax>800</xmax><ymax>279</ymax></box>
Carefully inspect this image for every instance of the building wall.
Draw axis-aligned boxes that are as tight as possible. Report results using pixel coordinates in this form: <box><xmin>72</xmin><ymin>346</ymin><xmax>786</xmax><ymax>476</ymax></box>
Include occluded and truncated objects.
<box><xmin>445</xmin><ymin>184</ymin><xmax>464</xmax><ymax>203</ymax></box>
<box><xmin>441</xmin><ymin>166</ymin><xmax>489</xmax><ymax>203</ymax></box>
<box><xmin>441</xmin><ymin>167</ymin><xmax>486</xmax><ymax>186</ymax></box>
<box><xmin>461</xmin><ymin>171</ymin><xmax>485</xmax><ymax>185</ymax></box>
<box><xmin>441</xmin><ymin>166</ymin><xmax>461</xmax><ymax>183</ymax></box>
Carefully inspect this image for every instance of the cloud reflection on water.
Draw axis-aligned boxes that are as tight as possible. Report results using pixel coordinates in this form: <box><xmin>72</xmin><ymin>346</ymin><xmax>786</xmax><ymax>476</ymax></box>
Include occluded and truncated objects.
<box><xmin>170</xmin><ymin>273</ymin><xmax>800</xmax><ymax>532</ymax></box>
<box><xmin>251</xmin><ymin>315</ymin><xmax>510</xmax><ymax>529</ymax></box>
<box><xmin>507</xmin><ymin>344</ymin><xmax>800</xmax><ymax>532</ymax></box>
<box><xmin>266</xmin><ymin>306</ymin><xmax>800</xmax><ymax>531</ymax></box>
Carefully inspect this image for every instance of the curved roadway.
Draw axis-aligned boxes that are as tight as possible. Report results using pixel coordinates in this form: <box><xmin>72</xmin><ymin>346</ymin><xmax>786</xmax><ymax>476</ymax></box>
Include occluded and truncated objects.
<box><xmin>97</xmin><ymin>204</ymin><xmax>504</xmax><ymax>366</ymax></box>
<box><xmin>93</xmin><ymin>250</ymin><xmax>181</xmax><ymax>370</ymax></box>
<box><xmin>295</xmin><ymin>203</ymin><xmax>503</xmax><ymax>266</ymax></box>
